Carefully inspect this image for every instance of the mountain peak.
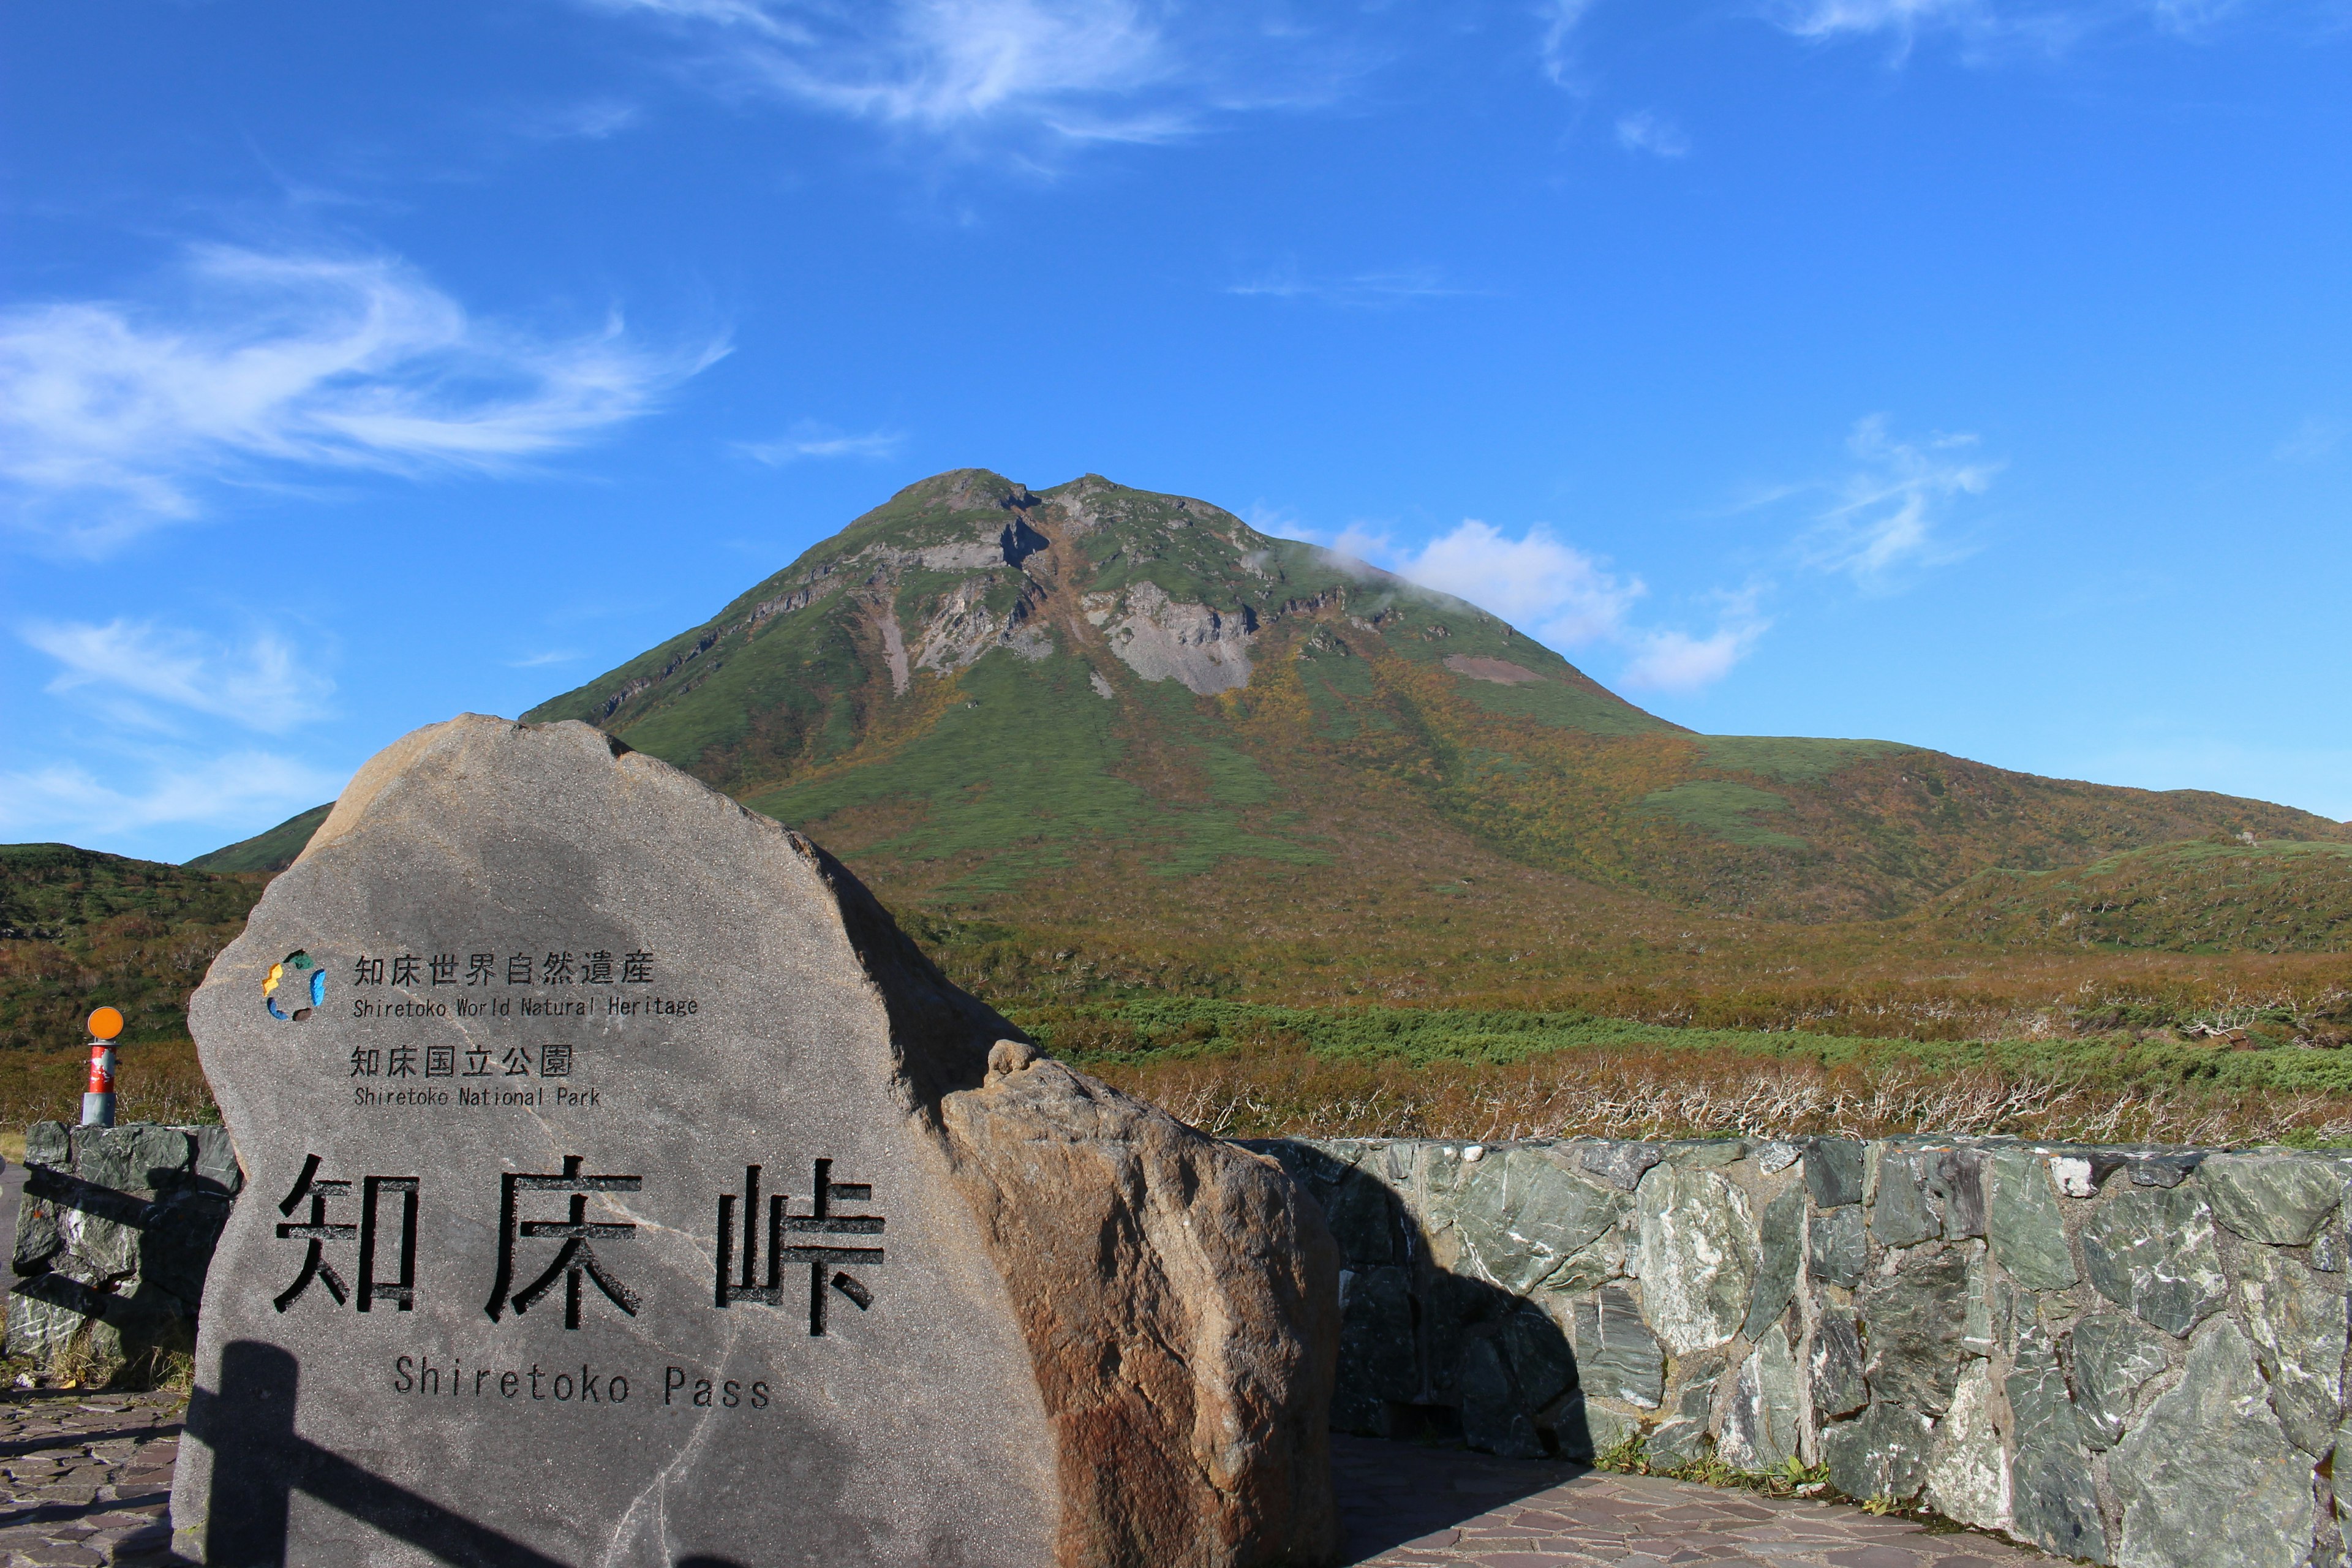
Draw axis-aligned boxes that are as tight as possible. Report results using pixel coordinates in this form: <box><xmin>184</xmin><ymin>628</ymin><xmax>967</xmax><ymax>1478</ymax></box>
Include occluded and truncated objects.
<box><xmin>519</xmin><ymin>471</ymin><xmax>2337</xmax><ymax>922</ymax></box>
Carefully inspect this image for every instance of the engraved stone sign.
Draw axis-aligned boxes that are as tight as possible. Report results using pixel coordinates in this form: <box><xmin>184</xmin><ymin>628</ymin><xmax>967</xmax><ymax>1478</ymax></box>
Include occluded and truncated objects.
<box><xmin>172</xmin><ymin>715</ymin><xmax>1340</xmax><ymax>1567</ymax></box>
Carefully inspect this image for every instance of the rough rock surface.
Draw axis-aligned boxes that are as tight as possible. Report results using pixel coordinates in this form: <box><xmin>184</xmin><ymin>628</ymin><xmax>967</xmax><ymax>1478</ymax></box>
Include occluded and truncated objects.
<box><xmin>1633</xmin><ymin>1165</ymin><xmax>1755</xmax><ymax>1355</ymax></box>
<box><xmin>1743</xmin><ymin>1185</ymin><xmax>1805</xmax><ymax>1341</ymax></box>
<box><xmin>1104</xmin><ymin>581</ymin><xmax>1256</xmax><ymax>696</ymax></box>
<box><xmin>1645</xmin><ymin>1353</ymin><xmax>1724</xmax><ymax>1468</ymax></box>
<box><xmin>2069</xmin><ymin>1314</ymin><xmax>2169</xmax><ymax>1450</ymax></box>
<box><xmin>1932</xmin><ymin>1148</ymin><xmax>1988</xmax><ymax>1240</ymax></box>
<box><xmin>942</xmin><ymin>1053</ymin><xmax>1343</xmax><ymax>1566</ymax></box>
<box><xmin>1819</xmin><ymin>1399</ymin><xmax>1931</xmax><ymax>1502</ymax></box>
<box><xmin>1856</xmin><ymin>1247</ymin><xmax>1970</xmax><ymax>1415</ymax></box>
<box><xmin>170</xmin><ymin>716</ymin><xmax>1338</xmax><ymax>1568</ymax></box>
<box><xmin>7</xmin><ymin>1123</ymin><xmax>239</xmax><ymax>1382</ymax></box>
<box><xmin>1718</xmin><ymin>1324</ymin><xmax>1801</xmax><ymax>1472</ymax></box>
<box><xmin>1570</xmin><ymin>1286</ymin><xmax>1664</xmax><ymax>1409</ymax></box>
<box><xmin>1869</xmin><ymin>1150</ymin><xmax>1941</xmax><ymax>1247</ymax></box>
<box><xmin>1803</xmin><ymin>1140</ymin><xmax>1864</xmax><ymax>1208</ymax></box>
<box><xmin>1334</xmin><ymin>1267</ymin><xmax>1415</xmax><ymax>1428</ymax></box>
<box><xmin>1806</xmin><ymin>1204</ymin><xmax>1866</xmax><ymax>1290</ymax></box>
<box><xmin>1807</xmin><ymin>1303</ymin><xmax>1867</xmax><ymax>1420</ymax></box>
<box><xmin>2200</xmin><ymin>1152</ymin><xmax>2346</xmax><ymax>1246</ymax></box>
<box><xmin>2233</xmin><ymin>1243</ymin><xmax>2348</xmax><ymax>1457</ymax></box>
<box><xmin>1924</xmin><ymin>1361</ymin><xmax>2010</xmax><ymax>1533</ymax></box>
<box><xmin>1988</xmin><ymin>1152</ymin><xmax>2078</xmax><ymax>1291</ymax></box>
<box><xmin>1459</xmin><ymin>1336</ymin><xmax>1542</xmax><ymax>1460</ymax></box>
<box><xmin>2110</xmin><ymin>1317</ymin><xmax>2317</xmax><ymax>1568</ymax></box>
<box><xmin>2079</xmin><ymin>1186</ymin><xmax>2228</xmax><ymax>1338</ymax></box>
<box><xmin>1453</xmin><ymin>1151</ymin><xmax>1626</xmax><ymax>1296</ymax></box>
<box><xmin>2004</xmin><ymin>1327</ymin><xmax>2106</xmax><ymax>1560</ymax></box>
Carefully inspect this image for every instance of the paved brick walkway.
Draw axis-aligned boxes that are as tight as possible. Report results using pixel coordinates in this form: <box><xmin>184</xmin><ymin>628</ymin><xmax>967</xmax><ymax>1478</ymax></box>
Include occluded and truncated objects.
<box><xmin>1333</xmin><ymin>1435</ymin><xmax>2050</xmax><ymax>1568</ymax></box>
<box><xmin>0</xmin><ymin>1393</ymin><xmax>178</xmax><ymax>1567</ymax></box>
<box><xmin>0</xmin><ymin>1395</ymin><xmax>2051</xmax><ymax>1566</ymax></box>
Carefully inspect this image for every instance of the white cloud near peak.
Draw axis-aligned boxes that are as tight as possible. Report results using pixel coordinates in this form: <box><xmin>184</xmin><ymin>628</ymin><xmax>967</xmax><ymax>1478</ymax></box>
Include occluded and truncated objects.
<box><xmin>0</xmin><ymin>245</ymin><xmax>723</xmax><ymax>549</ymax></box>
<box><xmin>1391</xmin><ymin>519</ymin><xmax>1644</xmax><ymax>649</ymax></box>
<box><xmin>1302</xmin><ymin>515</ymin><xmax>1767</xmax><ymax>695</ymax></box>
<box><xmin>23</xmin><ymin>619</ymin><xmax>331</xmax><ymax>733</ymax></box>
<box><xmin>1620</xmin><ymin>627</ymin><xmax>1761</xmax><ymax>692</ymax></box>
<box><xmin>1618</xmin><ymin>588</ymin><xmax>1772</xmax><ymax>693</ymax></box>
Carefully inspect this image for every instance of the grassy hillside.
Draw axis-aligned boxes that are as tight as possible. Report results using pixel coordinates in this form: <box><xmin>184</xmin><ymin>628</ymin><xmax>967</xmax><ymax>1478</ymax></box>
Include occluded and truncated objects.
<box><xmin>185</xmin><ymin>802</ymin><xmax>332</xmax><ymax>874</ymax></box>
<box><xmin>0</xmin><ymin>845</ymin><xmax>262</xmax><ymax>1053</ymax></box>
<box><xmin>1927</xmin><ymin>838</ymin><xmax>2352</xmax><ymax>954</ymax></box>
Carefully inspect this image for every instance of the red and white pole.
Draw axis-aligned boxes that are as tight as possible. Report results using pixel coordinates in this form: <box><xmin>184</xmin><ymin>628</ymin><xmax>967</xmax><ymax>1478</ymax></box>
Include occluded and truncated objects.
<box><xmin>82</xmin><ymin>1006</ymin><xmax>122</xmax><ymax>1128</ymax></box>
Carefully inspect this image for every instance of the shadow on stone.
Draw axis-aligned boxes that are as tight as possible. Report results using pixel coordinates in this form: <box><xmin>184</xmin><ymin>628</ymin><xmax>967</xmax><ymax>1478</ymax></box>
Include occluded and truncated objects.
<box><xmin>190</xmin><ymin>1340</ymin><xmax>570</xmax><ymax>1568</ymax></box>
<box><xmin>1329</xmin><ymin>1433</ymin><xmax>1590</xmax><ymax>1562</ymax></box>
<box><xmin>1247</xmin><ymin>1142</ymin><xmax>1608</xmax><ymax>1559</ymax></box>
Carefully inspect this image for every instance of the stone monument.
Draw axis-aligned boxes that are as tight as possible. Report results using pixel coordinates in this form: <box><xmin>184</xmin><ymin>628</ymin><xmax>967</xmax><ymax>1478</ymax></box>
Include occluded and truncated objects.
<box><xmin>170</xmin><ymin>715</ymin><xmax>1340</xmax><ymax>1567</ymax></box>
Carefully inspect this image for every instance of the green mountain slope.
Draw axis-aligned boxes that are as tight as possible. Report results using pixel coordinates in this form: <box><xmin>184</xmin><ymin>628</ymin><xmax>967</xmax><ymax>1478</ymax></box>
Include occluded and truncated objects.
<box><xmin>186</xmin><ymin>802</ymin><xmax>333</xmax><ymax>874</ymax></box>
<box><xmin>0</xmin><ymin>845</ymin><xmax>264</xmax><ymax>1052</ymax></box>
<box><xmin>1926</xmin><ymin>838</ymin><xmax>2352</xmax><ymax>954</ymax></box>
<box><xmin>524</xmin><ymin>469</ymin><xmax>2340</xmax><ymax>924</ymax></box>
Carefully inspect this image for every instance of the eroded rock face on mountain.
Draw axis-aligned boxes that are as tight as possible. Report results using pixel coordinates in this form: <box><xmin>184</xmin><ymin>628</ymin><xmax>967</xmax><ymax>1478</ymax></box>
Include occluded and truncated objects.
<box><xmin>169</xmin><ymin>715</ymin><xmax>1339</xmax><ymax>1568</ymax></box>
<box><xmin>1098</xmin><ymin>580</ymin><xmax>1257</xmax><ymax>696</ymax></box>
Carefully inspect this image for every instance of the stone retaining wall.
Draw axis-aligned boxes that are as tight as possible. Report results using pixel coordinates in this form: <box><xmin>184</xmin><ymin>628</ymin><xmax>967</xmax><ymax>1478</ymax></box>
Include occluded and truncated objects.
<box><xmin>1250</xmin><ymin>1134</ymin><xmax>2351</xmax><ymax>1568</ymax></box>
<box><xmin>7</xmin><ymin>1121</ymin><xmax>242</xmax><ymax>1382</ymax></box>
<box><xmin>15</xmin><ymin>1119</ymin><xmax>2345</xmax><ymax>1565</ymax></box>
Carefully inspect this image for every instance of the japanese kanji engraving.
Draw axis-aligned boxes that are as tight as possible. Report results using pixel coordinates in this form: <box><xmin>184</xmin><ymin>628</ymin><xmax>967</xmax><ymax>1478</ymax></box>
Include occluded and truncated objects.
<box><xmin>272</xmin><ymin>1155</ymin><xmax>418</xmax><ymax>1314</ymax></box>
<box><xmin>715</xmin><ymin>1159</ymin><xmax>886</xmax><ymax>1336</ymax></box>
<box><xmin>485</xmin><ymin>1155</ymin><xmax>643</xmax><ymax>1330</ymax></box>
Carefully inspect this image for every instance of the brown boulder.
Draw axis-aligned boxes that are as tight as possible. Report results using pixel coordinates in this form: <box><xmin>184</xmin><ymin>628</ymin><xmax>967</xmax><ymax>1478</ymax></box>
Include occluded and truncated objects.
<box><xmin>944</xmin><ymin>1041</ymin><xmax>1343</xmax><ymax>1567</ymax></box>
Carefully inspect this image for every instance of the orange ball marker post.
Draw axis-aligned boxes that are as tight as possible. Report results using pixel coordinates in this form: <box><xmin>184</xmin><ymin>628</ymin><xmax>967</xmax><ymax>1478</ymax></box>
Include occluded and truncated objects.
<box><xmin>83</xmin><ymin>1006</ymin><xmax>123</xmax><ymax>1128</ymax></box>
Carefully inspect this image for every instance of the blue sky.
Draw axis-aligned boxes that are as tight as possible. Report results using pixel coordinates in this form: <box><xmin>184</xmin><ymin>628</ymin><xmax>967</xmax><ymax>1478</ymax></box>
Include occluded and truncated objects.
<box><xmin>4</xmin><ymin>0</ymin><xmax>2348</xmax><ymax>862</ymax></box>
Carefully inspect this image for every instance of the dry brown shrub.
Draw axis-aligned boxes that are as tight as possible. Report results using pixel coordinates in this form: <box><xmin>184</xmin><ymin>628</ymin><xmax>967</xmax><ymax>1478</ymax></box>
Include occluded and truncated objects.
<box><xmin>0</xmin><ymin>1039</ymin><xmax>217</xmax><ymax>1131</ymax></box>
<box><xmin>1095</xmin><ymin>1047</ymin><xmax>2352</xmax><ymax>1148</ymax></box>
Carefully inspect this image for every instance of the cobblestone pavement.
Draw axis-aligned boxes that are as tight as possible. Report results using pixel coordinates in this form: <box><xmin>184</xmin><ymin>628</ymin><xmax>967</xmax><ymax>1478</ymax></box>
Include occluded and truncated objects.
<box><xmin>1335</xmin><ymin>1435</ymin><xmax>2052</xmax><ymax>1568</ymax></box>
<box><xmin>0</xmin><ymin>1393</ymin><xmax>178</xmax><ymax>1567</ymax></box>
<box><xmin>0</xmin><ymin>1395</ymin><xmax>2052</xmax><ymax>1567</ymax></box>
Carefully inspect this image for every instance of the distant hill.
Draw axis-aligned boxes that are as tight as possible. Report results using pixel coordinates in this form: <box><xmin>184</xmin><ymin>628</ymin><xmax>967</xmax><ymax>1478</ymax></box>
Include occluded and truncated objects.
<box><xmin>1926</xmin><ymin>838</ymin><xmax>2352</xmax><ymax>954</ymax></box>
<box><xmin>186</xmin><ymin>802</ymin><xmax>333</xmax><ymax>875</ymax></box>
<box><xmin>0</xmin><ymin>845</ymin><xmax>263</xmax><ymax>1053</ymax></box>
<box><xmin>522</xmin><ymin>469</ymin><xmax>2340</xmax><ymax>927</ymax></box>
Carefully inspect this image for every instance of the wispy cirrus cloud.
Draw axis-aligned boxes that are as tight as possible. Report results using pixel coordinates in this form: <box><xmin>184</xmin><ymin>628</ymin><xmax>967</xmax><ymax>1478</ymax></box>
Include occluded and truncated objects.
<box><xmin>1537</xmin><ymin>0</ymin><xmax>1604</xmax><ymax>87</ymax></box>
<box><xmin>1799</xmin><ymin>415</ymin><xmax>1999</xmax><ymax>588</ymax></box>
<box><xmin>735</xmin><ymin>421</ymin><xmax>907</xmax><ymax>464</ymax></box>
<box><xmin>2276</xmin><ymin>414</ymin><xmax>2347</xmax><ymax>463</ymax></box>
<box><xmin>23</xmin><ymin>619</ymin><xmax>331</xmax><ymax>733</ymax></box>
<box><xmin>513</xmin><ymin>97</ymin><xmax>647</xmax><ymax>141</ymax></box>
<box><xmin>584</xmin><ymin>0</ymin><xmax>1376</xmax><ymax>151</ymax></box>
<box><xmin>0</xmin><ymin>749</ymin><xmax>345</xmax><ymax>841</ymax></box>
<box><xmin>1226</xmin><ymin>265</ymin><xmax>1477</xmax><ymax>309</ymax></box>
<box><xmin>1757</xmin><ymin>0</ymin><xmax>2253</xmax><ymax>58</ymax></box>
<box><xmin>1615</xmin><ymin>110</ymin><xmax>1691</xmax><ymax>157</ymax></box>
<box><xmin>0</xmin><ymin>244</ymin><xmax>725</xmax><ymax>550</ymax></box>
